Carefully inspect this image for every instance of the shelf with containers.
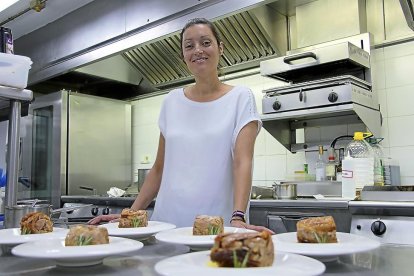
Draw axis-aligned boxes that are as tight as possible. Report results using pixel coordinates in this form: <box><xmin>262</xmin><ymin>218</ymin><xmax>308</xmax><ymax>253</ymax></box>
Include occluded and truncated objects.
<box><xmin>0</xmin><ymin>52</ymin><xmax>33</xmax><ymax>227</ymax></box>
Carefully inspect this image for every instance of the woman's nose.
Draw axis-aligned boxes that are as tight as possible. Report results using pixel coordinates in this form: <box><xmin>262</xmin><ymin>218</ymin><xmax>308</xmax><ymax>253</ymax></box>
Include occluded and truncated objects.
<box><xmin>194</xmin><ymin>44</ymin><xmax>203</xmax><ymax>54</ymax></box>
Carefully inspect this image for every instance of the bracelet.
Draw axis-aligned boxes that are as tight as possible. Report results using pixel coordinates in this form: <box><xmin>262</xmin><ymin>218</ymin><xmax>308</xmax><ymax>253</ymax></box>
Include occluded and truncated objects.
<box><xmin>231</xmin><ymin>210</ymin><xmax>246</xmax><ymax>223</ymax></box>
<box><xmin>230</xmin><ymin>216</ymin><xmax>245</xmax><ymax>224</ymax></box>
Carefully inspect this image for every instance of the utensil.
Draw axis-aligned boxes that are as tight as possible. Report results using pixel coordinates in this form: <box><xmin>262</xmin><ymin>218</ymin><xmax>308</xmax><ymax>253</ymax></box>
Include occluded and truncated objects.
<box><xmin>4</xmin><ymin>203</ymin><xmax>92</xmax><ymax>228</ymax></box>
<box><xmin>273</xmin><ymin>183</ymin><xmax>297</xmax><ymax>200</ymax></box>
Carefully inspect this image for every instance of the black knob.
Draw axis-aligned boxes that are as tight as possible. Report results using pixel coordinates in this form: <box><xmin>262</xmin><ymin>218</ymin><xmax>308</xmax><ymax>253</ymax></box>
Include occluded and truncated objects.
<box><xmin>91</xmin><ymin>207</ymin><xmax>99</xmax><ymax>216</ymax></box>
<box><xmin>328</xmin><ymin>92</ymin><xmax>338</xmax><ymax>103</ymax></box>
<box><xmin>272</xmin><ymin>101</ymin><xmax>281</xmax><ymax>110</ymax></box>
<box><xmin>102</xmin><ymin>207</ymin><xmax>110</xmax><ymax>215</ymax></box>
<box><xmin>371</xmin><ymin>220</ymin><xmax>386</xmax><ymax>236</ymax></box>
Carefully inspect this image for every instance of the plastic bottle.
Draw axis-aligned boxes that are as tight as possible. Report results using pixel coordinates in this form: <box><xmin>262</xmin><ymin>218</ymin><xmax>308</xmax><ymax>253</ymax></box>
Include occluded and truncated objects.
<box><xmin>325</xmin><ymin>147</ymin><xmax>337</xmax><ymax>181</ymax></box>
<box><xmin>315</xmin><ymin>145</ymin><xmax>326</xmax><ymax>181</ymax></box>
<box><xmin>336</xmin><ymin>148</ymin><xmax>344</xmax><ymax>182</ymax></box>
<box><xmin>367</xmin><ymin>138</ymin><xmax>385</xmax><ymax>186</ymax></box>
<box><xmin>342</xmin><ymin>132</ymin><xmax>374</xmax><ymax>197</ymax></box>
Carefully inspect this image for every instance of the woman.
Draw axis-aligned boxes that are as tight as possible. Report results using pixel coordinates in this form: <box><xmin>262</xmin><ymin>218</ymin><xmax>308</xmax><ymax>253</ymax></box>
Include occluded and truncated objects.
<box><xmin>89</xmin><ymin>18</ymin><xmax>269</xmax><ymax>232</ymax></box>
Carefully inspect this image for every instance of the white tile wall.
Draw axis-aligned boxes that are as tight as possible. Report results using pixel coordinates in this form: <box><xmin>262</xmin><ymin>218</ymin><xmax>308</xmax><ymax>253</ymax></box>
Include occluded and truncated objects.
<box><xmin>131</xmin><ymin>39</ymin><xmax>414</xmax><ymax>185</ymax></box>
<box><xmin>378</xmin><ymin>40</ymin><xmax>414</xmax><ymax>184</ymax></box>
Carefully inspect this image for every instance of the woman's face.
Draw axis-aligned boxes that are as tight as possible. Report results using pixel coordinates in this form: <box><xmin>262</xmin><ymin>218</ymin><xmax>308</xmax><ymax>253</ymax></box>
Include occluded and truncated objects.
<box><xmin>181</xmin><ymin>23</ymin><xmax>223</xmax><ymax>76</ymax></box>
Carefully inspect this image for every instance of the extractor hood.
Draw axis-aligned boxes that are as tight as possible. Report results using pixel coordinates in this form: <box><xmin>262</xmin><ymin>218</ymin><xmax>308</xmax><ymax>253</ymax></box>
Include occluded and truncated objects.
<box><xmin>400</xmin><ymin>0</ymin><xmax>414</xmax><ymax>31</ymax></box>
<box><xmin>27</xmin><ymin>3</ymin><xmax>287</xmax><ymax>100</ymax></box>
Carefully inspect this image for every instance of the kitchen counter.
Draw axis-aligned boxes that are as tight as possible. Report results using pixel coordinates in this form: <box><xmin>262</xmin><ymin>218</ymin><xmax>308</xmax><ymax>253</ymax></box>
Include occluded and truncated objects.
<box><xmin>0</xmin><ymin>239</ymin><xmax>412</xmax><ymax>275</ymax></box>
<box><xmin>61</xmin><ymin>196</ymin><xmax>348</xmax><ymax>209</ymax></box>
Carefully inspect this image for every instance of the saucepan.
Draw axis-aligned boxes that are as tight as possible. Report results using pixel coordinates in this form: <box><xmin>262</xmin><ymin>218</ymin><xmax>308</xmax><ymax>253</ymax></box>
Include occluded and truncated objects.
<box><xmin>273</xmin><ymin>183</ymin><xmax>297</xmax><ymax>200</ymax></box>
<box><xmin>4</xmin><ymin>201</ymin><xmax>92</xmax><ymax>228</ymax></box>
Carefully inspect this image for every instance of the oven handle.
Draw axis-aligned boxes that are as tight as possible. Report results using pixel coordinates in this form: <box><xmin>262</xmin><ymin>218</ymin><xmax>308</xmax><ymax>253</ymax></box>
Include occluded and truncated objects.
<box><xmin>283</xmin><ymin>52</ymin><xmax>317</xmax><ymax>64</ymax></box>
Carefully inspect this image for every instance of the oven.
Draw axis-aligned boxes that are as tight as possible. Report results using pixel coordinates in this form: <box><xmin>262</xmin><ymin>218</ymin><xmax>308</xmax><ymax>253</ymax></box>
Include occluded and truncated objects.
<box><xmin>349</xmin><ymin>188</ymin><xmax>414</xmax><ymax>246</ymax></box>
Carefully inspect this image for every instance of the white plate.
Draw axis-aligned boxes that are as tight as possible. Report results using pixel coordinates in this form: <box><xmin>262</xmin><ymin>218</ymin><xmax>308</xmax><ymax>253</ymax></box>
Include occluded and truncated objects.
<box><xmin>155</xmin><ymin>250</ymin><xmax>325</xmax><ymax>276</ymax></box>
<box><xmin>0</xmin><ymin>227</ymin><xmax>68</xmax><ymax>246</ymax></box>
<box><xmin>273</xmin><ymin>232</ymin><xmax>381</xmax><ymax>262</ymax></box>
<box><xmin>102</xmin><ymin>221</ymin><xmax>176</xmax><ymax>239</ymax></box>
<box><xmin>11</xmin><ymin>236</ymin><xmax>143</xmax><ymax>267</ymax></box>
<box><xmin>155</xmin><ymin>227</ymin><xmax>256</xmax><ymax>251</ymax></box>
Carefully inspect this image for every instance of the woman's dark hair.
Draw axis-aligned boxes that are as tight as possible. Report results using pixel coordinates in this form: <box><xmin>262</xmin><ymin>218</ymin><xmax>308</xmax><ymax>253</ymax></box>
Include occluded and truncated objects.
<box><xmin>179</xmin><ymin>18</ymin><xmax>222</xmax><ymax>56</ymax></box>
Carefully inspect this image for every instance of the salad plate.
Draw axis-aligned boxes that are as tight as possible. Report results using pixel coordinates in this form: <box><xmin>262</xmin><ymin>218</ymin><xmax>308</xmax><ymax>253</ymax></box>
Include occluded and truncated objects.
<box><xmin>102</xmin><ymin>221</ymin><xmax>176</xmax><ymax>239</ymax></box>
<box><xmin>0</xmin><ymin>227</ymin><xmax>68</xmax><ymax>246</ymax></box>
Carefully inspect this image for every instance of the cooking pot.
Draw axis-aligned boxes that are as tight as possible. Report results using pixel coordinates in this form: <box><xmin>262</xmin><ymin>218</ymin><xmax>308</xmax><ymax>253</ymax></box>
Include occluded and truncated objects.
<box><xmin>4</xmin><ymin>203</ymin><xmax>92</xmax><ymax>229</ymax></box>
<box><xmin>273</xmin><ymin>183</ymin><xmax>297</xmax><ymax>200</ymax></box>
<box><xmin>137</xmin><ymin>169</ymin><xmax>150</xmax><ymax>192</ymax></box>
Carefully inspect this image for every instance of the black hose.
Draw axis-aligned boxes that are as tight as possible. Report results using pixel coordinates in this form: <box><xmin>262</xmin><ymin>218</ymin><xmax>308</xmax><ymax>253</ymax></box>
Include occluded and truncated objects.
<box><xmin>330</xmin><ymin>135</ymin><xmax>354</xmax><ymax>149</ymax></box>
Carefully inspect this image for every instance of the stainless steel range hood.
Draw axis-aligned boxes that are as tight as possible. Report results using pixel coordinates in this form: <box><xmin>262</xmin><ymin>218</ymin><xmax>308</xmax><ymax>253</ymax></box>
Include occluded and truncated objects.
<box><xmin>400</xmin><ymin>0</ymin><xmax>414</xmax><ymax>31</ymax></box>
<box><xmin>26</xmin><ymin>3</ymin><xmax>286</xmax><ymax>99</ymax></box>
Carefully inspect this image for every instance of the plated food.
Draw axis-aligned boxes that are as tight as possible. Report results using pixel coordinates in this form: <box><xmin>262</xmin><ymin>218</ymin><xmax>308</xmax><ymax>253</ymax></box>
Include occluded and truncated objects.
<box><xmin>12</xmin><ymin>236</ymin><xmax>144</xmax><ymax>267</ymax></box>
<box><xmin>210</xmin><ymin>231</ymin><xmax>274</xmax><ymax>267</ymax></box>
<box><xmin>193</xmin><ymin>215</ymin><xmax>224</xmax><ymax>235</ymax></box>
<box><xmin>20</xmin><ymin>211</ymin><xmax>53</xmax><ymax>235</ymax></box>
<box><xmin>65</xmin><ymin>225</ymin><xmax>109</xmax><ymax>246</ymax></box>
<box><xmin>297</xmin><ymin>216</ymin><xmax>338</xmax><ymax>243</ymax></box>
<box><xmin>119</xmin><ymin>208</ymin><xmax>148</xmax><ymax>228</ymax></box>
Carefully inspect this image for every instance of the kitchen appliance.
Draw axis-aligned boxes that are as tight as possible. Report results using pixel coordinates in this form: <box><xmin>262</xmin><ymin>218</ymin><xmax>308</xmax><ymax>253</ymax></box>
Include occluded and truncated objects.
<box><xmin>260</xmin><ymin>33</ymin><xmax>381</xmax><ymax>152</ymax></box>
<box><xmin>4</xmin><ymin>202</ymin><xmax>92</xmax><ymax>228</ymax></box>
<box><xmin>19</xmin><ymin>90</ymin><xmax>132</xmax><ymax>208</ymax></box>
<box><xmin>350</xmin><ymin>201</ymin><xmax>414</xmax><ymax>245</ymax></box>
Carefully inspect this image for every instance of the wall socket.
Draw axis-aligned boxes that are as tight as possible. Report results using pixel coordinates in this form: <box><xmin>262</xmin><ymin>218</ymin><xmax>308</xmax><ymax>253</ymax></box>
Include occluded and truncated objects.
<box><xmin>141</xmin><ymin>155</ymin><xmax>151</xmax><ymax>164</ymax></box>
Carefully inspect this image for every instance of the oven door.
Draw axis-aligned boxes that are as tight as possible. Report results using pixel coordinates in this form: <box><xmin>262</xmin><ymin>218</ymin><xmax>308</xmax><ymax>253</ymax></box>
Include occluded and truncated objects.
<box><xmin>267</xmin><ymin>212</ymin><xmax>327</xmax><ymax>233</ymax></box>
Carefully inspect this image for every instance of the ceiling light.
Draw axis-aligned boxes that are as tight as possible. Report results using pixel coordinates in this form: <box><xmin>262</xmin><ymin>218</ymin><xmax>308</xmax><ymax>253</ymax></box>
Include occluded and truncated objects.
<box><xmin>0</xmin><ymin>0</ymin><xmax>21</xmax><ymax>14</ymax></box>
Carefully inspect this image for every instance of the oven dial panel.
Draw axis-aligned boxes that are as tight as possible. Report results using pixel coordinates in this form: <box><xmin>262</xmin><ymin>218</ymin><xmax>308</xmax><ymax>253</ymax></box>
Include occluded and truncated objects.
<box><xmin>351</xmin><ymin>215</ymin><xmax>414</xmax><ymax>245</ymax></box>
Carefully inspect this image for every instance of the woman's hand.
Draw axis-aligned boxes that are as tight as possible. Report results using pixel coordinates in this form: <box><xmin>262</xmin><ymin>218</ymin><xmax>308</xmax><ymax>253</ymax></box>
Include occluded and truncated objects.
<box><xmin>230</xmin><ymin>219</ymin><xmax>275</xmax><ymax>234</ymax></box>
<box><xmin>88</xmin><ymin>214</ymin><xmax>120</xmax><ymax>225</ymax></box>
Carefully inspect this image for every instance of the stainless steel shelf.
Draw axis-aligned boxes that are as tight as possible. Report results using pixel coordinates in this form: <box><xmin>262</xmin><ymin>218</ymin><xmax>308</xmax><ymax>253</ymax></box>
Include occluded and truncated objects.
<box><xmin>0</xmin><ymin>86</ymin><xmax>32</xmax><ymax>122</ymax></box>
<box><xmin>0</xmin><ymin>85</ymin><xmax>33</xmax><ymax>226</ymax></box>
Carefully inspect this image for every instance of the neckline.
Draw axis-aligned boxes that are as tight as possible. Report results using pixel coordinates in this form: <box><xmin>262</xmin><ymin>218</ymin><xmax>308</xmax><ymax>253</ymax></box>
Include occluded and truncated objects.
<box><xmin>180</xmin><ymin>86</ymin><xmax>236</xmax><ymax>104</ymax></box>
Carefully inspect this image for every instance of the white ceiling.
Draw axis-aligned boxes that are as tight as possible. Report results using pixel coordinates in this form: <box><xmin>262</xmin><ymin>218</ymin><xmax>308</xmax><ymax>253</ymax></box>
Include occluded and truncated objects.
<box><xmin>0</xmin><ymin>0</ymin><xmax>94</xmax><ymax>39</ymax></box>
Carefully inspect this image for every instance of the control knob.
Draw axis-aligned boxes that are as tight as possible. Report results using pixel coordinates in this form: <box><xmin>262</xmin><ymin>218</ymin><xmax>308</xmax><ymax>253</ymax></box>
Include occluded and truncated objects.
<box><xmin>91</xmin><ymin>207</ymin><xmax>99</xmax><ymax>216</ymax></box>
<box><xmin>272</xmin><ymin>101</ymin><xmax>281</xmax><ymax>111</ymax></box>
<box><xmin>102</xmin><ymin>207</ymin><xmax>110</xmax><ymax>215</ymax></box>
<box><xmin>371</xmin><ymin>220</ymin><xmax>386</xmax><ymax>236</ymax></box>
<box><xmin>328</xmin><ymin>92</ymin><xmax>338</xmax><ymax>103</ymax></box>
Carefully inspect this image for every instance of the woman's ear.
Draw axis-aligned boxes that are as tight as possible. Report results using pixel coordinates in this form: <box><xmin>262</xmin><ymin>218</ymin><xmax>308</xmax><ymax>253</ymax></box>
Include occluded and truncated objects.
<box><xmin>219</xmin><ymin>41</ymin><xmax>224</xmax><ymax>55</ymax></box>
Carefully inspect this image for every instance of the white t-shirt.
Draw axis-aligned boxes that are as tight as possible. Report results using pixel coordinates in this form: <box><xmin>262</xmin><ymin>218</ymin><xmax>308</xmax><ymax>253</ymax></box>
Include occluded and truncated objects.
<box><xmin>151</xmin><ymin>86</ymin><xmax>262</xmax><ymax>227</ymax></box>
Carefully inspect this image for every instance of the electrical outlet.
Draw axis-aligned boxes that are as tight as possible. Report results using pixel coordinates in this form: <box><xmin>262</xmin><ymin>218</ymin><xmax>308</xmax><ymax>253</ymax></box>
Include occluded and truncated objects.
<box><xmin>141</xmin><ymin>155</ymin><xmax>150</xmax><ymax>164</ymax></box>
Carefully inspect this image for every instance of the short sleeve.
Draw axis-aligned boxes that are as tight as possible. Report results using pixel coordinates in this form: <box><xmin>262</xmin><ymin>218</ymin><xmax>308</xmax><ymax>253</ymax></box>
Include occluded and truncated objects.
<box><xmin>158</xmin><ymin>95</ymin><xmax>168</xmax><ymax>136</ymax></box>
<box><xmin>232</xmin><ymin>88</ymin><xmax>262</xmax><ymax>147</ymax></box>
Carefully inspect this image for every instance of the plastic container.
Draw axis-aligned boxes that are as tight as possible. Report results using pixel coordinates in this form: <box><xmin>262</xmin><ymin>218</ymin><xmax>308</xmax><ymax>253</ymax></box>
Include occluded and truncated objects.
<box><xmin>342</xmin><ymin>132</ymin><xmax>374</xmax><ymax>197</ymax></box>
<box><xmin>0</xmin><ymin>52</ymin><xmax>32</xmax><ymax>88</ymax></box>
<box><xmin>367</xmin><ymin>138</ymin><xmax>385</xmax><ymax>186</ymax></box>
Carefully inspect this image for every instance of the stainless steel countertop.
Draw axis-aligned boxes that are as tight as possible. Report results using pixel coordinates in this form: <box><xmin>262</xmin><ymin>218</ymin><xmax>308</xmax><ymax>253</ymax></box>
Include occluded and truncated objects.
<box><xmin>1</xmin><ymin>239</ymin><xmax>412</xmax><ymax>275</ymax></box>
<box><xmin>61</xmin><ymin>196</ymin><xmax>349</xmax><ymax>209</ymax></box>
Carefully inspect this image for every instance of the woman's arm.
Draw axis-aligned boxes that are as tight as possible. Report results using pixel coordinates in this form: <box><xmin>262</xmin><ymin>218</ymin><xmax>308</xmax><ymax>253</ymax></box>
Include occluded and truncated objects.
<box><xmin>231</xmin><ymin>121</ymin><xmax>274</xmax><ymax>233</ymax></box>
<box><xmin>232</xmin><ymin>121</ymin><xmax>257</xmax><ymax>214</ymax></box>
<box><xmin>88</xmin><ymin>134</ymin><xmax>165</xmax><ymax>225</ymax></box>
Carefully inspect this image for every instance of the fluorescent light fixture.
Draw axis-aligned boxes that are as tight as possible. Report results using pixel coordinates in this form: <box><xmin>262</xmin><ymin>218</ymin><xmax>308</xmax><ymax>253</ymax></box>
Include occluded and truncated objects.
<box><xmin>0</xmin><ymin>0</ymin><xmax>21</xmax><ymax>13</ymax></box>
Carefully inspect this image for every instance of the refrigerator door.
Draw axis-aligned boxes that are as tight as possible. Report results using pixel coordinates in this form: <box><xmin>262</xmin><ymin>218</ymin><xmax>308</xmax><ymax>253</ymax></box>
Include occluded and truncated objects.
<box><xmin>24</xmin><ymin>91</ymin><xmax>67</xmax><ymax>208</ymax></box>
<box><xmin>67</xmin><ymin>93</ymin><xmax>131</xmax><ymax>196</ymax></box>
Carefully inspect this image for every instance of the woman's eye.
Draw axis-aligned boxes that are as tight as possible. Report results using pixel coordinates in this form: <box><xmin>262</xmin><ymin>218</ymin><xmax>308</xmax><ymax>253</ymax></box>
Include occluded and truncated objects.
<box><xmin>202</xmin><ymin>40</ymin><xmax>212</xmax><ymax>47</ymax></box>
<box><xmin>184</xmin><ymin>44</ymin><xmax>193</xmax><ymax>49</ymax></box>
